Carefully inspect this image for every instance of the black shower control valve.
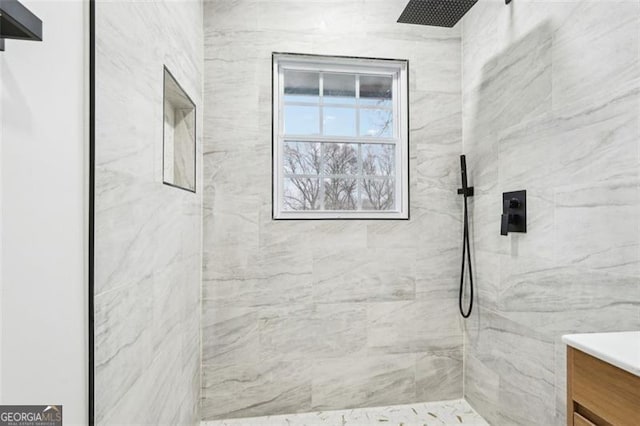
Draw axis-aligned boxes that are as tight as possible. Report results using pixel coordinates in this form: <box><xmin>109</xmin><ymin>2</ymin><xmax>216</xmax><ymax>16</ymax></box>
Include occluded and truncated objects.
<box><xmin>501</xmin><ymin>191</ymin><xmax>527</xmax><ymax>236</ymax></box>
<box><xmin>500</xmin><ymin>213</ymin><xmax>510</xmax><ymax>236</ymax></box>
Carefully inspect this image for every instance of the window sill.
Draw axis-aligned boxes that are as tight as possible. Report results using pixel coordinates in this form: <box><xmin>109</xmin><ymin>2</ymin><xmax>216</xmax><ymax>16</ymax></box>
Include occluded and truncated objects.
<box><xmin>273</xmin><ymin>210</ymin><xmax>409</xmax><ymax>220</ymax></box>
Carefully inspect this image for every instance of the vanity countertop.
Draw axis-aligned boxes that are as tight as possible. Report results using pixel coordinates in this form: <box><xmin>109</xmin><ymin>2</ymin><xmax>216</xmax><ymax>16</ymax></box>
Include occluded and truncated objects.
<box><xmin>562</xmin><ymin>331</ymin><xmax>640</xmax><ymax>377</ymax></box>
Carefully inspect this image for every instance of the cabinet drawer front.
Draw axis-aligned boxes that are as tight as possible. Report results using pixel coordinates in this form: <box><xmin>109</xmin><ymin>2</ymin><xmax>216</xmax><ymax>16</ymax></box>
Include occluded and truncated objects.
<box><xmin>573</xmin><ymin>413</ymin><xmax>596</xmax><ymax>426</ymax></box>
<box><xmin>572</xmin><ymin>349</ymin><xmax>640</xmax><ymax>426</ymax></box>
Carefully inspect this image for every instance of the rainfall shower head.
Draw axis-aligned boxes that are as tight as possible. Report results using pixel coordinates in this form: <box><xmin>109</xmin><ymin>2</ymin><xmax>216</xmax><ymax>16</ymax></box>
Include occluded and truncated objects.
<box><xmin>397</xmin><ymin>0</ymin><xmax>478</xmax><ymax>28</ymax></box>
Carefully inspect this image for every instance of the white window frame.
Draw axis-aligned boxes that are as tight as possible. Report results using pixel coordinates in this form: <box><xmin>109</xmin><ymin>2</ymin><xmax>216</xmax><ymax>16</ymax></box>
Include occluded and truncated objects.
<box><xmin>272</xmin><ymin>53</ymin><xmax>409</xmax><ymax>220</ymax></box>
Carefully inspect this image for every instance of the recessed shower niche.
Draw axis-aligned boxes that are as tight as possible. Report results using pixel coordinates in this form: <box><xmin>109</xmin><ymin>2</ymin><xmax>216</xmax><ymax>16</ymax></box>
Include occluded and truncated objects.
<box><xmin>163</xmin><ymin>66</ymin><xmax>196</xmax><ymax>192</ymax></box>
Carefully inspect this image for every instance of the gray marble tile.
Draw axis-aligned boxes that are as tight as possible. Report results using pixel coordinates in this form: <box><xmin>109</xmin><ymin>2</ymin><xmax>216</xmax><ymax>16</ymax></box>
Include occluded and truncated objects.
<box><xmin>258</xmin><ymin>214</ymin><xmax>320</xmax><ymax>252</ymax></box>
<box><xmin>366</xmin><ymin>217</ymin><xmax>424</xmax><ymax>249</ymax></box>
<box><xmin>258</xmin><ymin>303</ymin><xmax>367</xmax><ymax>360</ymax></box>
<box><xmin>367</xmin><ymin>300</ymin><xmax>461</xmax><ymax>354</ymax></box>
<box><xmin>498</xmin><ymin>87</ymin><xmax>640</xmax><ymax>190</ymax></box>
<box><xmin>311</xmin><ymin>354</ymin><xmax>416</xmax><ymax>411</ymax></box>
<box><xmin>463</xmin><ymin>351</ymin><xmax>501</xmax><ymax>426</ymax></box>
<box><xmin>202</xmin><ymin>64</ymin><xmax>263</xmax><ymax>152</ymax></box>
<box><xmin>151</xmin><ymin>257</ymin><xmax>198</xmax><ymax>354</ymax></box>
<box><xmin>414</xmin><ymin>135</ymin><xmax>462</xmax><ymax>194</ymax></box>
<box><xmin>313</xmin><ymin>221</ymin><xmax>368</xmax><ymax>250</ymax></box>
<box><xmin>203</xmin><ymin>148</ymin><xmax>271</xmax><ymax>204</ymax></box>
<box><xmin>460</xmin><ymin>131</ymin><xmax>498</xmax><ymax>194</ymax></box>
<box><xmin>202</xmin><ymin>360</ymin><xmax>312</xmax><ymax>420</ymax></box>
<box><xmin>312</xmin><ymin>248</ymin><xmax>416</xmax><ymax>303</ymax></box>
<box><xmin>414</xmin><ymin>59</ymin><xmax>462</xmax><ymax>94</ymax></box>
<box><xmin>203</xmin><ymin>0</ymin><xmax>259</xmax><ymax>33</ymax></box>
<box><xmin>100</xmin><ymin>345</ymin><xmax>199</xmax><ymax>426</ymax></box>
<box><xmin>461</xmin><ymin>0</ymin><xmax>501</xmax><ymax>93</ymax></box>
<box><xmin>413</xmin><ymin>203</ymin><xmax>462</xmax><ymax>294</ymax></box>
<box><xmin>481</xmin><ymin>311</ymin><xmax>556</xmax><ymax>426</ymax></box>
<box><xmin>554</xmin><ymin>181</ymin><xmax>640</xmax><ymax>275</ymax></box>
<box><xmin>204</xmin><ymin>244</ymin><xmax>313</xmax><ymax>307</ymax></box>
<box><xmin>416</xmin><ymin>349</ymin><xmax>463</xmax><ymax>402</ymax></box>
<box><xmin>311</xmin><ymin>35</ymin><xmax>459</xmax><ymax>68</ymax></box>
<box><xmin>411</xmin><ymin>91</ymin><xmax>462</xmax><ymax>152</ymax></box>
<box><xmin>94</xmin><ymin>279</ymin><xmax>154</xmax><ymax>424</ymax></box>
<box><xmin>463</xmin><ymin>0</ymin><xmax>575</xmax><ymax>93</ymax></box>
<box><xmin>469</xmin><ymin>22</ymin><xmax>553</xmax><ymax>142</ymax></box>
<box><xmin>94</xmin><ymin>170</ymin><xmax>184</xmax><ymax>295</ymax></box>
<box><xmin>498</xmin><ymin>257</ymin><xmax>640</xmax><ymax>335</ymax></box>
<box><xmin>412</xmin><ymin>189</ymin><xmax>461</xmax><ymax>236</ymax></box>
<box><xmin>202</xmin><ymin>306</ymin><xmax>259</xmax><ymax>365</ymax></box>
<box><xmin>415</xmin><ymin>275</ymin><xmax>460</xmax><ymax>305</ymax></box>
<box><xmin>551</xmin><ymin>0</ymin><xmax>640</xmax><ymax>111</ymax></box>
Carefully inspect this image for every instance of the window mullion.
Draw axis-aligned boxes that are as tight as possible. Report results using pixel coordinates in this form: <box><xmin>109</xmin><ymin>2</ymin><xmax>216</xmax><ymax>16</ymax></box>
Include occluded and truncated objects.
<box><xmin>319</xmin><ymin>73</ymin><xmax>324</xmax><ymax>136</ymax></box>
<box><xmin>320</xmin><ymin>142</ymin><xmax>325</xmax><ymax>211</ymax></box>
<box><xmin>356</xmin><ymin>74</ymin><xmax>361</xmax><ymax>137</ymax></box>
<box><xmin>283</xmin><ymin>135</ymin><xmax>398</xmax><ymax>145</ymax></box>
<box><xmin>318</xmin><ymin>73</ymin><xmax>325</xmax><ymax>211</ymax></box>
<box><xmin>355</xmin><ymin>75</ymin><xmax>363</xmax><ymax>210</ymax></box>
<box><xmin>357</xmin><ymin>143</ymin><xmax>363</xmax><ymax>211</ymax></box>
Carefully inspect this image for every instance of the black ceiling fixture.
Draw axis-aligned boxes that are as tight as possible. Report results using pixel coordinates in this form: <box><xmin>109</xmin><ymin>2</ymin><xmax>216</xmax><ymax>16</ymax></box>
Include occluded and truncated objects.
<box><xmin>398</xmin><ymin>0</ymin><xmax>512</xmax><ymax>28</ymax></box>
<box><xmin>0</xmin><ymin>0</ymin><xmax>43</xmax><ymax>52</ymax></box>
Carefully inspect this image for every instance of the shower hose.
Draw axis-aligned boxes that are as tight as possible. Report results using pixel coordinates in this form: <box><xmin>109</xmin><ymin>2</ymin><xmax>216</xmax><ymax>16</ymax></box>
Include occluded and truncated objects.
<box><xmin>459</xmin><ymin>190</ymin><xmax>473</xmax><ymax>318</ymax></box>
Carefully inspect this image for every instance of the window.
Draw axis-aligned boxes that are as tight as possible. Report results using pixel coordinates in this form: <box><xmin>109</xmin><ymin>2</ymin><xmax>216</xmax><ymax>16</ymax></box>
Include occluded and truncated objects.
<box><xmin>272</xmin><ymin>53</ymin><xmax>409</xmax><ymax>219</ymax></box>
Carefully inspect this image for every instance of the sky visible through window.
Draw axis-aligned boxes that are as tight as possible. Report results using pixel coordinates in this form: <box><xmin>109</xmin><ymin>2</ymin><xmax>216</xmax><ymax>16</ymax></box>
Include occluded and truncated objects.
<box><xmin>283</xmin><ymin>71</ymin><xmax>393</xmax><ymax>138</ymax></box>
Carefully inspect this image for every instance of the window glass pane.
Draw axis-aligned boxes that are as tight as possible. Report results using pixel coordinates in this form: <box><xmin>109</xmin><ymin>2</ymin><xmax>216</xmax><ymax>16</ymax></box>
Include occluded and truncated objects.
<box><xmin>323</xmin><ymin>143</ymin><xmax>358</xmax><ymax>175</ymax></box>
<box><xmin>324</xmin><ymin>178</ymin><xmax>358</xmax><ymax>210</ymax></box>
<box><xmin>284</xmin><ymin>105</ymin><xmax>320</xmax><ymax>135</ymax></box>
<box><xmin>323</xmin><ymin>73</ymin><xmax>356</xmax><ymax>104</ymax></box>
<box><xmin>323</xmin><ymin>107</ymin><xmax>356</xmax><ymax>137</ymax></box>
<box><xmin>283</xmin><ymin>177</ymin><xmax>321</xmax><ymax>211</ymax></box>
<box><xmin>284</xmin><ymin>70</ymin><xmax>319</xmax><ymax>103</ymax></box>
<box><xmin>360</xmin><ymin>109</ymin><xmax>393</xmax><ymax>138</ymax></box>
<box><xmin>284</xmin><ymin>142</ymin><xmax>321</xmax><ymax>175</ymax></box>
<box><xmin>360</xmin><ymin>75</ymin><xmax>392</xmax><ymax>107</ymax></box>
<box><xmin>362</xmin><ymin>144</ymin><xmax>395</xmax><ymax>176</ymax></box>
<box><xmin>361</xmin><ymin>179</ymin><xmax>395</xmax><ymax>210</ymax></box>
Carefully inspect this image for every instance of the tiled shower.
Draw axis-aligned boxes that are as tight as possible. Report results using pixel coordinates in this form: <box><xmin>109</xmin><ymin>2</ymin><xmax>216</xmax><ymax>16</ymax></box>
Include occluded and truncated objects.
<box><xmin>92</xmin><ymin>0</ymin><xmax>640</xmax><ymax>425</ymax></box>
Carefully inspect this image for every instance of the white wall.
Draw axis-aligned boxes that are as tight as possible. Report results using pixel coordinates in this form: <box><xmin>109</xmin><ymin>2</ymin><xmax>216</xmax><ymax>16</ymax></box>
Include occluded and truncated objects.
<box><xmin>0</xmin><ymin>1</ymin><xmax>88</xmax><ymax>425</ymax></box>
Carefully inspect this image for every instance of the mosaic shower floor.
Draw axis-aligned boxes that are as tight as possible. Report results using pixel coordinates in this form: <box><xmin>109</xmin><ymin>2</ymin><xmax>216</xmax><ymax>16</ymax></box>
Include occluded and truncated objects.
<box><xmin>202</xmin><ymin>399</ymin><xmax>489</xmax><ymax>425</ymax></box>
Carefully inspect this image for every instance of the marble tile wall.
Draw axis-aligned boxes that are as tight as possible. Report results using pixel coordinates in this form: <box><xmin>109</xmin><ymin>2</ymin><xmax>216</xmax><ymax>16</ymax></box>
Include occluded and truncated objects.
<box><xmin>202</xmin><ymin>0</ymin><xmax>463</xmax><ymax>419</ymax></box>
<box><xmin>94</xmin><ymin>1</ymin><xmax>203</xmax><ymax>424</ymax></box>
<box><xmin>461</xmin><ymin>1</ymin><xmax>640</xmax><ymax>424</ymax></box>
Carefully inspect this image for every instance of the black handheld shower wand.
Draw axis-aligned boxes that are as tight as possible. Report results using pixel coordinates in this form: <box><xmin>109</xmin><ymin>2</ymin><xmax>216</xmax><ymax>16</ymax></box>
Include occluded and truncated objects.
<box><xmin>457</xmin><ymin>155</ymin><xmax>474</xmax><ymax>318</ymax></box>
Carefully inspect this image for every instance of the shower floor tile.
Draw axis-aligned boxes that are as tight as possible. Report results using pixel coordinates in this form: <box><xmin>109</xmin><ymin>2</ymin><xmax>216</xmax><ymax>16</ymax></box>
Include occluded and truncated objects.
<box><xmin>202</xmin><ymin>399</ymin><xmax>489</xmax><ymax>425</ymax></box>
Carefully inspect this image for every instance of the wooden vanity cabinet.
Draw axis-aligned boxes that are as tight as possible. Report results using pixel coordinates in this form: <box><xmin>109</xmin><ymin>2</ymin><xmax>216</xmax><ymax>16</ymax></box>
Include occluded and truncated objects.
<box><xmin>567</xmin><ymin>347</ymin><xmax>640</xmax><ymax>426</ymax></box>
